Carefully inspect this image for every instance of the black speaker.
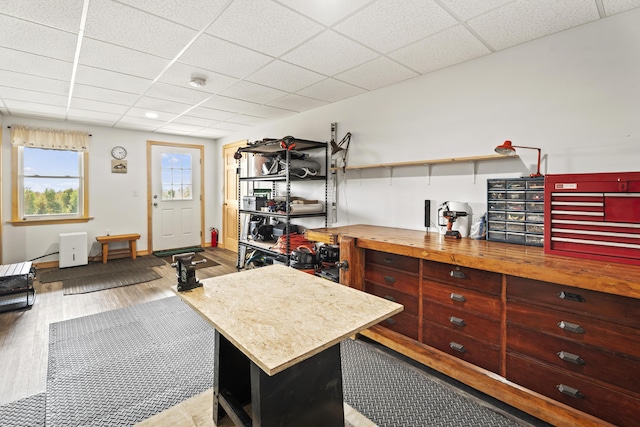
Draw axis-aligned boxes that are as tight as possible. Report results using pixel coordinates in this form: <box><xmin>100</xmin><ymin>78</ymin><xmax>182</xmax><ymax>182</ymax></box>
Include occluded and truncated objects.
<box><xmin>424</xmin><ymin>200</ymin><xmax>431</xmax><ymax>229</ymax></box>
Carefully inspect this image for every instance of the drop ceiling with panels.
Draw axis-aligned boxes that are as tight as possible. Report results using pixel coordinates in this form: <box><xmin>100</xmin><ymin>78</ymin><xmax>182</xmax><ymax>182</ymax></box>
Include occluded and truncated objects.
<box><xmin>0</xmin><ymin>0</ymin><xmax>638</xmax><ymax>139</ymax></box>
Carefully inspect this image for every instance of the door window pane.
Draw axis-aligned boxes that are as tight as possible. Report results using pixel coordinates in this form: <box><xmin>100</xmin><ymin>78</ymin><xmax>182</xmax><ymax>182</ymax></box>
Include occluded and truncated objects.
<box><xmin>161</xmin><ymin>152</ymin><xmax>193</xmax><ymax>201</ymax></box>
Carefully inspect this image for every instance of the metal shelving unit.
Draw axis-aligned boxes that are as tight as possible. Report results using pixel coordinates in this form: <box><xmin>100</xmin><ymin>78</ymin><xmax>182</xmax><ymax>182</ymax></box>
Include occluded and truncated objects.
<box><xmin>236</xmin><ymin>137</ymin><xmax>328</xmax><ymax>269</ymax></box>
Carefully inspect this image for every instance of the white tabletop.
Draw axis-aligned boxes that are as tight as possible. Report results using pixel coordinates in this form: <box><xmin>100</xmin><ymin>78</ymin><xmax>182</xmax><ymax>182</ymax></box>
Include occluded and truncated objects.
<box><xmin>175</xmin><ymin>264</ymin><xmax>403</xmax><ymax>376</ymax></box>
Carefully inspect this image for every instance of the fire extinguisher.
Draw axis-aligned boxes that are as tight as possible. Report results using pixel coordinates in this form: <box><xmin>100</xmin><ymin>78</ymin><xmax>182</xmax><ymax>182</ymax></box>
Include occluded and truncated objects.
<box><xmin>210</xmin><ymin>228</ymin><xmax>218</xmax><ymax>248</ymax></box>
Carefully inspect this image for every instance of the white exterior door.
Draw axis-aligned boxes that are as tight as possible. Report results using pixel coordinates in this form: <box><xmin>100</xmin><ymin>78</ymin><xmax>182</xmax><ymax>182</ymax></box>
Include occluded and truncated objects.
<box><xmin>151</xmin><ymin>144</ymin><xmax>202</xmax><ymax>251</ymax></box>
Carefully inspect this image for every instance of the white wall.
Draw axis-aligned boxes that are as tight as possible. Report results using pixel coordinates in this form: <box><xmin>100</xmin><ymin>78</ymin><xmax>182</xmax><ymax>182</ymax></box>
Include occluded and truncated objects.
<box><xmin>1</xmin><ymin>116</ymin><xmax>216</xmax><ymax>264</ymax></box>
<box><xmin>216</xmin><ymin>8</ymin><xmax>640</xmax><ymax>234</ymax></box>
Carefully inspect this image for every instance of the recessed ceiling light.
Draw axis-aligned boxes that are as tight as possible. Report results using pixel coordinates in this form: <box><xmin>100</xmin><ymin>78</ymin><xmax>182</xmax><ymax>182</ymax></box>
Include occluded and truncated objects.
<box><xmin>189</xmin><ymin>77</ymin><xmax>207</xmax><ymax>88</ymax></box>
<box><xmin>145</xmin><ymin>112</ymin><xmax>158</xmax><ymax>119</ymax></box>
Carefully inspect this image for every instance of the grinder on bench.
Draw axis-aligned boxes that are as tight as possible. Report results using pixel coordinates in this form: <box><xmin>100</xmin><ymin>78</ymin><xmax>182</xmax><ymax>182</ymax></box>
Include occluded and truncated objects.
<box><xmin>171</xmin><ymin>252</ymin><xmax>206</xmax><ymax>292</ymax></box>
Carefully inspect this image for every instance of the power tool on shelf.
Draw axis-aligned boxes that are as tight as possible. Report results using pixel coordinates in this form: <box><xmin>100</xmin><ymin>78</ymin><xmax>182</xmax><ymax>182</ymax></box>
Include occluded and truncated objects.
<box><xmin>443</xmin><ymin>211</ymin><xmax>468</xmax><ymax>240</ymax></box>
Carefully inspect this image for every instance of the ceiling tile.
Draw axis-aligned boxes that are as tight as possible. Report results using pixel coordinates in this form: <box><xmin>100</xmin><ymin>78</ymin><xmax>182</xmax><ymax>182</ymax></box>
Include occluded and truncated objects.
<box><xmin>297</xmin><ymin>78</ymin><xmax>365</xmax><ymax>103</ymax></box>
<box><xmin>0</xmin><ymin>14</ymin><xmax>78</xmax><ymax>61</ymax></box>
<box><xmin>206</xmin><ymin>0</ymin><xmax>323</xmax><ymax>57</ymax></box>
<box><xmin>171</xmin><ymin>115</ymin><xmax>220</xmax><ymax>128</ymax></box>
<box><xmin>0</xmin><ymin>87</ymin><xmax>68</xmax><ymax>106</ymax></box>
<box><xmin>114</xmin><ymin>0</ymin><xmax>230</xmax><ymax>29</ymax></box>
<box><xmin>246</xmin><ymin>60</ymin><xmax>325</xmax><ymax>92</ymax></box>
<box><xmin>201</xmin><ymin>95</ymin><xmax>259</xmax><ymax>113</ymax></box>
<box><xmin>160</xmin><ymin>62</ymin><xmax>238</xmax><ymax>94</ymax></box>
<box><xmin>0</xmin><ymin>48</ymin><xmax>73</xmax><ymax>81</ymax></box>
<box><xmin>144</xmin><ymin>82</ymin><xmax>212</xmax><ymax>104</ymax></box>
<box><xmin>0</xmin><ymin>70</ymin><xmax>69</xmax><ymax>96</ymax></box>
<box><xmin>84</xmin><ymin>0</ymin><xmax>197</xmax><ymax>58</ymax></box>
<box><xmin>186</xmin><ymin>106</ymin><xmax>237</xmax><ymax>121</ymax></box>
<box><xmin>134</xmin><ymin>97</ymin><xmax>192</xmax><ymax>114</ymax></box>
<box><xmin>245</xmin><ymin>105</ymin><xmax>296</xmax><ymax>119</ymax></box>
<box><xmin>276</xmin><ymin>0</ymin><xmax>373</xmax><ymax>25</ymax></box>
<box><xmin>602</xmin><ymin>0</ymin><xmax>640</xmax><ymax>15</ymax></box>
<box><xmin>225</xmin><ymin>115</ymin><xmax>268</xmax><ymax>126</ymax></box>
<box><xmin>114</xmin><ymin>122</ymin><xmax>157</xmax><ymax>132</ymax></box>
<box><xmin>219</xmin><ymin>81</ymin><xmax>287</xmax><ymax>104</ymax></box>
<box><xmin>73</xmin><ymin>85</ymin><xmax>140</xmax><ymax>105</ymax></box>
<box><xmin>191</xmin><ymin>128</ymin><xmax>230</xmax><ymax>138</ymax></box>
<box><xmin>75</xmin><ymin>65</ymin><xmax>152</xmax><ymax>94</ymax></box>
<box><xmin>67</xmin><ymin>109</ymin><xmax>121</xmax><ymax>124</ymax></box>
<box><xmin>0</xmin><ymin>0</ymin><xmax>85</xmax><ymax>32</ymax></box>
<box><xmin>157</xmin><ymin>122</ymin><xmax>206</xmax><ymax>133</ymax></box>
<box><xmin>180</xmin><ymin>34</ymin><xmax>273</xmax><ymax>78</ymax></box>
<box><xmin>390</xmin><ymin>25</ymin><xmax>491</xmax><ymax>74</ymax></box>
<box><xmin>335</xmin><ymin>57</ymin><xmax>418</xmax><ymax>90</ymax></box>
<box><xmin>4</xmin><ymin>100</ymin><xmax>67</xmax><ymax>117</ymax></box>
<box><xmin>69</xmin><ymin>98</ymin><xmax>129</xmax><ymax>114</ymax></box>
<box><xmin>335</xmin><ymin>0</ymin><xmax>458</xmax><ymax>53</ymax></box>
<box><xmin>468</xmin><ymin>0</ymin><xmax>601</xmax><ymax>51</ymax></box>
<box><xmin>438</xmin><ymin>0</ymin><xmax>515</xmax><ymax>20</ymax></box>
<box><xmin>78</xmin><ymin>38</ymin><xmax>169</xmax><ymax>79</ymax></box>
<box><xmin>266</xmin><ymin>94</ymin><xmax>328</xmax><ymax>112</ymax></box>
<box><xmin>117</xmin><ymin>115</ymin><xmax>165</xmax><ymax>128</ymax></box>
<box><xmin>282</xmin><ymin>30</ymin><xmax>378</xmax><ymax>76</ymax></box>
<box><xmin>211</xmin><ymin>121</ymin><xmax>253</xmax><ymax>132</ymax></box>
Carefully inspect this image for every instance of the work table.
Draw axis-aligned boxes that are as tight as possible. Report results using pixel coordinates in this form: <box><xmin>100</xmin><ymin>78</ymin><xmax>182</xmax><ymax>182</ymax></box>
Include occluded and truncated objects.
<box><xmin>306</xmin><ymin>224</ymin><xmax>640</xmax><ymax>427</ymax></box>
<box><xmin>306</xmin><ymin>224</ymin><xmax>640</xmax><ymax>300</ymax></box>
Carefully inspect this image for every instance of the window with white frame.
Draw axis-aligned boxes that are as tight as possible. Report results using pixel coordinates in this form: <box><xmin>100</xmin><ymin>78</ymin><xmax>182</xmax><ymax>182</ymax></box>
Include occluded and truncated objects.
<box><xmin>11</xmin><ymin>125</ymin><xmax>89</xmax><ymax>223</ymax></box>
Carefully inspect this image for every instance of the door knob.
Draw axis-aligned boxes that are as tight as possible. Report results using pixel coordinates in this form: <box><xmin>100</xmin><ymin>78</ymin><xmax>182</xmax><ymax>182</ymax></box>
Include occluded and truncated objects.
<box><xmin>153</xmin><ymin>202</ymin><xmax>158</xmax><ymax>207</ymax></box>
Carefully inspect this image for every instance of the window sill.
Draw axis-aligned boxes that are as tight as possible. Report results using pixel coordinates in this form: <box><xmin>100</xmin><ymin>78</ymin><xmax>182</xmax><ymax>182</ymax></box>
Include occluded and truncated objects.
<box><xmin>9</xmin><ymin>217</ymin><xmax>94</xmax><ymax>226</ymax></box>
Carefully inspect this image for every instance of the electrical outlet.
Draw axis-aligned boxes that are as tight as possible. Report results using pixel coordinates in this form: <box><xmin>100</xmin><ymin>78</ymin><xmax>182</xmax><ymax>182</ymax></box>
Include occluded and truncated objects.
<box><xmin>132</xmin><ymin>190</ymin><xmax>139</xmax><ymax>197</ymax></box>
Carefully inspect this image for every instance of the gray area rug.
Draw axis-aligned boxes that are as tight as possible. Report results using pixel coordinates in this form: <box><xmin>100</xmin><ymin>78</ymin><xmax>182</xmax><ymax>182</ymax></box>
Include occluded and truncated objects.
<box><xmin>0</xmin><ymin>393</ymin><xmax>46</xmax><ymax>427</ymax></box>
<box><xmin>0</xmin><ymin>297</ymin><xmax>534</xmax><ymax>426</ymax></box>
<box><xmin>62</xmin><ymin>269</ymin><xmax>162</xmax><ymax>295</ymax></box>
<box><xmin>39</xmin><ymin>256</ymin><xmax>165</xmax><ymax>283</ymax></box>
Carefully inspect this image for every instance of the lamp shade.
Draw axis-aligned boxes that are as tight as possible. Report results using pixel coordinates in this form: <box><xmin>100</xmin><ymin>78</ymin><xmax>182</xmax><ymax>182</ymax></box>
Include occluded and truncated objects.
<box><xmin>495</xmin><ymin>140</ymin><xmax>517</xmax><ymax>155</ymax></box>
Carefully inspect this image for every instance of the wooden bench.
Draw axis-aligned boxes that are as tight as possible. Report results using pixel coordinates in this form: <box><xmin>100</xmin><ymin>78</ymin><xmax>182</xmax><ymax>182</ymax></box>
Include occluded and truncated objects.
<box><xmin>95</xmin><ymin>233</ymin><xmax>141</xmax><ymax>264</ymax></box>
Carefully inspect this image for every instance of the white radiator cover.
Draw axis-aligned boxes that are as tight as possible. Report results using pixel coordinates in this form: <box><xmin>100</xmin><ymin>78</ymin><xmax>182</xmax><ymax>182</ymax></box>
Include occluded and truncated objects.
<box><xmin>59</xmin><ymin>232</ymin><xmax>88</xmax><ymax>268</ymax></box>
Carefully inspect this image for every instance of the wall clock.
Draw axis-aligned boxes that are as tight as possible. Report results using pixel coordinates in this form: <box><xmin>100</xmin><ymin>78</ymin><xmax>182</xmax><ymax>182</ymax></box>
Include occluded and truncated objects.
<box><xmin>111</xmin><ymin>146</ymin><xmax>127</xmax><ymax>160</ymax></box>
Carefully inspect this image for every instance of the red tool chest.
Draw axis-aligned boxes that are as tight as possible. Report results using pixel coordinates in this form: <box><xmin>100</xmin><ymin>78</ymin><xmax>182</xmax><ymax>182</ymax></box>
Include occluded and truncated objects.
<box><xmin>544</xmin><ymin>171</ymin><xmax>640</xmax><ymax>265</ymax></box>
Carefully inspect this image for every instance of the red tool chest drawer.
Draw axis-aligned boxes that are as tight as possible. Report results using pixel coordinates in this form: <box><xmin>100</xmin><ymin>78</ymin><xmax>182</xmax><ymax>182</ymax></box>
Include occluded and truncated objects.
<box><xmin>544</xmin><ymin>171</ymin><xmax>640</xmax><ymax>265</ymax></box>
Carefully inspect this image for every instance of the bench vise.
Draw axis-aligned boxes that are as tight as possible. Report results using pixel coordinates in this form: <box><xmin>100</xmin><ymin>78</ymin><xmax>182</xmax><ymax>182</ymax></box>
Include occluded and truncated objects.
<box><xmin>171</xmin><ymin>252</ymin><xmax>206</xmax><ymax>292</ymax></box>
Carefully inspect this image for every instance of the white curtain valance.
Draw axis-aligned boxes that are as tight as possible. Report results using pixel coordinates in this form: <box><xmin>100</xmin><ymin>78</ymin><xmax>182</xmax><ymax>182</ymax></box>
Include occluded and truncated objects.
<box><xmin>10</xmin><ymin>125</ymin><xmax>89</xmax><ymax>152</ymax></box>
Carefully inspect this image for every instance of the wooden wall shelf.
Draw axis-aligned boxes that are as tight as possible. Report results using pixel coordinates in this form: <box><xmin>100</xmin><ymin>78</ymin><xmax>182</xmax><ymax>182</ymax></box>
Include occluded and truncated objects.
<box><xmin>330</xmin><ymin>154</ymin><xmax>518</xmax><ymax>171</ymax></box>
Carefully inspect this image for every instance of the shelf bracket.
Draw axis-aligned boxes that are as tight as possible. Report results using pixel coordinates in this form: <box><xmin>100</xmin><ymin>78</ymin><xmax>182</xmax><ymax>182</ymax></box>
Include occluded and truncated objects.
<box><xmin>426</xmin><ymin>164</ymin><xmax>432</xmax><ymax>185</ymax></box>
<box><xmin>472</xmin><ymin>161</ymin><xmax>478</xmax><ymax>184</ymax></box>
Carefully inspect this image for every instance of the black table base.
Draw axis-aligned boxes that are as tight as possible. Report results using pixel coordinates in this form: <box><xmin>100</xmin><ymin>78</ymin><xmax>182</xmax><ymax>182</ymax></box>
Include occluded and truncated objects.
<box><xmin>213</xmin><ymin>330</ymin><xmax>345</xmax><ymax>427</ymax></box>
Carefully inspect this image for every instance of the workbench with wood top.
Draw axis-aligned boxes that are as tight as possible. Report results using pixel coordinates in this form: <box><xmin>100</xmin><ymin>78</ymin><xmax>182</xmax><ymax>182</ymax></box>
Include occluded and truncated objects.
<box><xmin>306</xmin><ymin>224</ymin><xmax>640</xmax><ymax>427</ymax></box>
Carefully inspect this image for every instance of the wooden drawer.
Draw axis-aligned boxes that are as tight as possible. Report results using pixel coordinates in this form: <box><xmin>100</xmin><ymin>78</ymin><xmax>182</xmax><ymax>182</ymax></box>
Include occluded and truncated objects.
<box><xmin>423</xmin><ymin>260</ymin><xmax>501</xmax><ymax>295</ymax></box>
<box><xmin>507</xmin><ymin>301</ymin><xmax>640</xmax><ymax>358</ymax></box>
<box><xmin>379</xmin><ymin>312</ymin><xmax>419</xmax><ymax>341</ymax></box>
<box><xmin>507</xmin><ymin>276</ymin><xmax>640</xmax><ymax>328</ymax></box>
<box><xmin>422</xmin><ymin>321</ymin><xmax>500</xmax><ymax>373</ymax></box>
<box><xmin>507</xmin><ymin>323</ymin><xmax>640</xmax><ymax>393</ymax></box>
<box><xmin>365</xmin><ymin>282</ymin><xmax>418</xmax><ymax>317</ymax></box>
<box><xmin>365</xmin><ymin>264</ymin><xmax>419</xmax><ymax>297</ymax></box>
<box><xmin>423</xmin><ymin>299</ymin><xmax>500</xmax><ymax>345</ymax></box>
<box><xmin>506</xmin><ymin>353</ymin><xmax>640</xmax><ymax>427</ymax></box>
<box><xmin>366</xmin><ymin>250</ymin><xmax>419</xmax><ymax>273</ymax></box>
<box><xmin>422</xmin><ymin>280</ymin><xmax>501</xmax><ymax>318</ymax></box>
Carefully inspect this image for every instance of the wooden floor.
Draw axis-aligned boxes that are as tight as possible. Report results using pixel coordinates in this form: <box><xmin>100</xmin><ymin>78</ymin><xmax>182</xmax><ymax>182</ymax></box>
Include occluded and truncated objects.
<box><xmin>0</xmin><ymin>247</ymin><xmax>238</xmax><ymax>406</ymax></box>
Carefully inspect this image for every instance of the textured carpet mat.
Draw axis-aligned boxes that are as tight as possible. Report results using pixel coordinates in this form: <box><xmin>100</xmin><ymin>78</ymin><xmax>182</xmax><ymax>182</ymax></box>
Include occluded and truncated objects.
<box><xmin>41</xmin><ymin>296</ymin><xmax>529</xmax><ymax>426</ymax></box>
<box><xmin>47</xmin><ymin>297</ymin><xmax>215</xmax><ymax>426</ymax></box>
<box><xmin>39</xmin><ymin>256</ymin><xmax>165</xmax><ymax>283</ymax></box>
<box><xmin>0</xmin><ymin>393</ymin><xmax>46</xmax><ymax>427</ymax></box>
<box><xmin>62</xmin><ymin>269</ymin><xmax>162</xmax><ymax>295</ymax></box>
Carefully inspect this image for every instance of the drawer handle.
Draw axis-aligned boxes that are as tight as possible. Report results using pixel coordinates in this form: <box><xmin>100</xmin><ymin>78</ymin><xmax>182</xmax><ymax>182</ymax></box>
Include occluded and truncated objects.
<box><xmin>450</xmin><ymin>293</ymin><xmax>466</xmax><ymax>302</ymax></box>
<box><xmin>384</xmin><ymin>276</ymin><xmax>396</xmax><ymax>284</ymax></box>
<box><xmin>556</xmin><ymin>384</ymin><xmax>584</xmax><ymax>399</ymax></box>
<box><xmin>557</xmin><ymin>351</ymin><xmax>585</xmax><ymax>365</ymax></box>
<box><xmin>558</xmin><ymin>291</ymin><xmax>585</xmax><ymax>303</ymax></box>
<box><xmin>384</xmin><ymin>317</ymin><xmax>396</xmax><ymax>325</ymax></box>
<box><xmin>558</xmin><ymin>320</ymin><xmax>585</xmax><ymax>334</ymax></box>
<box><xmin>449</xmin><ymin>316</ymin><xmax>466</xmax><ymax>327</ymax></box>
<box><xmin>449</xmin><ymin>342</ymin><xmax>466</xmax><ymax>353</ymax></box>
<box><xmin>383</xmin><ymin>257</ymin><xmax>394</xmax><ymax>264</ymax></box>
<box><xmin>450</xmin><ymin>269</ymin><xmax>466</xmax><ymax>279</ymax></box>
<box><xmin>383</xmin><ymin>295</ymin><xmax>397</xmax><ymax>303</ymax></box>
